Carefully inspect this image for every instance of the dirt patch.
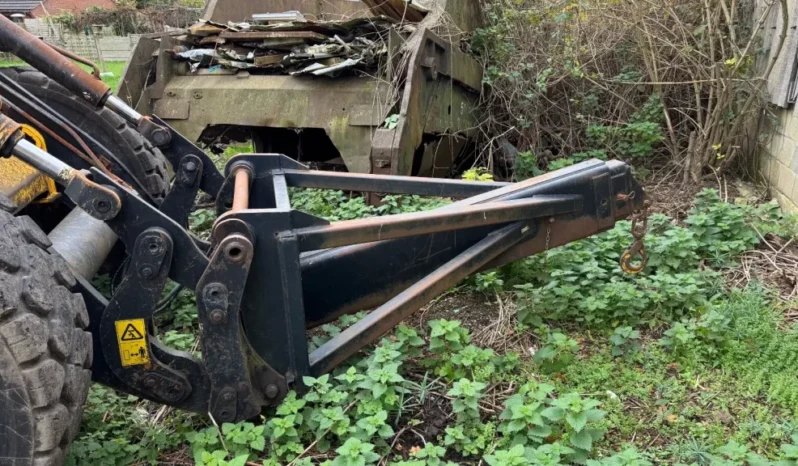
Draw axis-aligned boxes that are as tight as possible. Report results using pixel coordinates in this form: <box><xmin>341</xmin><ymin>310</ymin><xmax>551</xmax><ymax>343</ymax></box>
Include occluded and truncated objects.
<box><xmin>642</xmin><ymin>161</ymin><xmax>748</xmax><ymax>220</ymax></box>
<box><xmin>411</xmin><ymin>289</ymin><xmax>534</xmax><ymax>355</ymax></box>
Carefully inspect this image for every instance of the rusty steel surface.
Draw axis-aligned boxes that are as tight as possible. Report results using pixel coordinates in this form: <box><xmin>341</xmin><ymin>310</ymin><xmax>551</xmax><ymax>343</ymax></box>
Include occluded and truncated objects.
<box><xmin>0</xmin><ymin>109</ymin><xmax>23</xmax><ymax>156</ymax></box>
<box><xmin>0</xmin><ymin>15</ymin><xmax>110</xmax><ymax>107</ymax></box>
<box><xmin>299</xmin><ymin>159</ymin><xmax>645</xmax><ymax>327</ymax></box>
<box><xmin>152</xmin><ymin>74</ymin><xmax>387</xmax><ymax>174</ymax></box>
<box><xmin>292</xmin><ymin>196</ymin><xmax>580</xmax><ymax>251</ymax></box>
<box><xmin>282</xmin><ymin>169</ymin><xmax>508</xmax><ymax>197</ymax></box>
<box><xmin>370</xmin><ymin>27</ymin><xmax>482</xmax><ymax>176</ymax></box>
<box><xmin>231</xmin><ymin>167</ymin><xmax>251</xmax><ymax>212</ymax></box>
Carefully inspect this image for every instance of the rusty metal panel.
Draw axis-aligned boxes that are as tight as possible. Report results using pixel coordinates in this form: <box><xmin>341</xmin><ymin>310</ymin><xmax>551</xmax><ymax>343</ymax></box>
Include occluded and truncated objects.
<box><xmin>159</xmin><ymin>75</ymin><xmax>389</xmax><ymax>173</ymax></box>
<box><xmin>370</xmin><ymin>27</ymin><xmax>482</xmax><ymax>176</ymax></box>
<box><xmin>117</xmin><ymin>35</ymin><xmax>160</xmax><ymax>107</ymax></box>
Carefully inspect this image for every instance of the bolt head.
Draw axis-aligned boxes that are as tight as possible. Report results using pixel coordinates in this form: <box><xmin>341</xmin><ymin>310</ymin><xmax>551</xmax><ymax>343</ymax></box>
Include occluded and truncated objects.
<box><xmin>140</xmin><ymin>266</ymin><xmax>154</xmax><ymax>278</ymax></box>
<box><xmin>221</xmin><ymin>391</ymin><xmax>235</xmax><ymax>402</ymax></box>
<box><xmin>184</xmin><ymin>161</ymin><xmax>197</xmax><ymax>173</ymax></box>
<box><xmin>150</xmin><ymin>128</ymin><xmax>169</xmax><ymax>146</ymax></box>
<box><xmin>209</xmin><ymin>309</ymin><xmax>227</xmax><ymax>324</ymax></box>
<box><xmin>143</xmin><ymin>376</ymin><xmax>157</xmax><ymax>388</ymax></box>
<box><xmin>93</xmin><ymin>198</ymin><xmax>111</xmax><ymax>213</ymax></box>
<box><xmin>265</xmin><ymin>384</ymin><xmax>279</xmax><ymax>399</ymax></box>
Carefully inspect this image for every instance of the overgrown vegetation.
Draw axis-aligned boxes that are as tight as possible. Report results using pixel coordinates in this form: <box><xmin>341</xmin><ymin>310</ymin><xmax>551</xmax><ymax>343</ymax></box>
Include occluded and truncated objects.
<box><xmin>473</xmin><ymin>0</ymin><xmax>786</xmax><ymax>183</ymax></box>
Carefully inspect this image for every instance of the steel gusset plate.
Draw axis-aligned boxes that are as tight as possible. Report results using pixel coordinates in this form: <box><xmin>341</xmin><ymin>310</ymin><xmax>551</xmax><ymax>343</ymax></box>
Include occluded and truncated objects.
<box><xmin>100</xmin><ymin>228</ymin><xmax>208</xmax><ymax>408</ymax></box>
<box><xmin>198</xmin><ymin>218</ymin><xmax>288</xmax><ymax>423</ymax></box>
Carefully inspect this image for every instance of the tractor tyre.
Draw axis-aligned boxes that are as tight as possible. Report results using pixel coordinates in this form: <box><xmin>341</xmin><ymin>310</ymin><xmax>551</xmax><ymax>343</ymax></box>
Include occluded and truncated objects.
<box><xmin>0</xmin><ymin>209</ymin><xmax>93</xmax><ymax>465</ymax></box>
<box><xmin>0</xmin><ymin>67</ymin><xmax>170</xmax><ymax>204</ymax></box>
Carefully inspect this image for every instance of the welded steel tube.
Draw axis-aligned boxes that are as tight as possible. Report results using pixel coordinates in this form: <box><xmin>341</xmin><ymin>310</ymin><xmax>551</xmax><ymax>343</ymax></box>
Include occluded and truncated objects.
<box><xmin>231</xmin><ymin>168</ymin><xmax>250</xmax><ymax>212</ymax></box>
<box><xmin>49</xmin><ymin>208</ymin><xmax>117</xmax><ymax>279</ymax></box>
<box><xmin>293</xmin><ymin>196</ymin><xmax>580</xmax><ymax>251</ymax></box>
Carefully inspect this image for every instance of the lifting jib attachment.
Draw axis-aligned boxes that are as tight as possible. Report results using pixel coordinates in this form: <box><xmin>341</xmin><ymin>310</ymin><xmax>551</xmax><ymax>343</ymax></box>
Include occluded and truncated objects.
<box><xmin>59</xmin><ymin>149</ymin><xmax>642</xmax><ymax>423</ymax></box>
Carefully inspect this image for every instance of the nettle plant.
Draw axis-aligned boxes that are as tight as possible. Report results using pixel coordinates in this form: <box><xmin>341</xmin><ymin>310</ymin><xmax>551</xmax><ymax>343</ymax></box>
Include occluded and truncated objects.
<box><xmin>697</xmin><ymin>437</ymin><xmax>798</xmax><ymax>466</ymax></box>
<box><xmin>533</xmin><ymin>329</ymin><xmax>580</xmax><ymax>373</ymax></box>
<box><xmin>685</xmin><ymin>189</ymin><xmax>760</xmax><ymax>263</ymax></box>
<box><xmin>425</xmin><ymin>319</ymin><xmax>510</xmax><ymax>383</ymax></box>
<box><xmin>610</xmin><ymin>326</ymin><xmax>642</xmax><ymax>358</ymax></box>
<box><xmin>660</xmin><ymin>308</ymin><xmax>731</xmax><ymax>363</ymax></box>
<box><xmin>509</xmin><ymin>188</ymin><xmax>778</xmax><ymax>330</ymax></box>
<box><xmin>495</xmin><ymin>382</ymin><xmax>606</xmax><ymax>463</ymax></box>
<box><xmin>389</xmin><ymin>443</ymin><xmax>457</xmax><ymax>466</ymax></box>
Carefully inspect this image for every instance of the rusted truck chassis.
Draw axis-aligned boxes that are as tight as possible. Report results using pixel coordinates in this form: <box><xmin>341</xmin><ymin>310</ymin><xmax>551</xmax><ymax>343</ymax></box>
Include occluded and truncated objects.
<box><xmin>119</xmin><ymin>0</ymin><xmax>484</xmax><ymax>177</ymax></box>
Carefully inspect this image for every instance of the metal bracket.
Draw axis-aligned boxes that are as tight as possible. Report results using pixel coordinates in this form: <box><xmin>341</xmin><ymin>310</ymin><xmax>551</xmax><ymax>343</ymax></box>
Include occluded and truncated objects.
<box><xmin>100</xmin><ymin>228</ymin><xmax>193</xmax><ymax>403</ymax></box>
<box><xmin>161</xmin><ymin>154</ymin><xmax>203</xmax><ymax>226</ymax></box>
<box><xmin>198</xmin><ymin>218</ymin><xmax>287</xmax><ymax>422</ymax></box>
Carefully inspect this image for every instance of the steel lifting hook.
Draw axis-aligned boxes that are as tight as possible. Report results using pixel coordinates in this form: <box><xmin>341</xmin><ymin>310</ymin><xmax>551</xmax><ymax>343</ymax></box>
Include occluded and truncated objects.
<box><xmin>620</xmin><ymin>200</ymin><xmax>649</xmax><ymax>274</ymax></box>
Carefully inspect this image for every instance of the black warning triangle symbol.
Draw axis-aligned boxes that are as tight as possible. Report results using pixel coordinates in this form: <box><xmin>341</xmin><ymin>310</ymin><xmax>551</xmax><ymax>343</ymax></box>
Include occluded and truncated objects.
<box><xmin>120</xmin><ymin>323</ymin><xmax>144</xmax><ymax>341</ymax></box>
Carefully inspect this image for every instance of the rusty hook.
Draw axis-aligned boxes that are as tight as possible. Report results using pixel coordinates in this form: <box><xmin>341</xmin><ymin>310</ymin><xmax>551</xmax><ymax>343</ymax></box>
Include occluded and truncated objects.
<box><xmin>620</xmin><ymin>239</ymin><xmax>647</xmax><ymax>274</ymax></box>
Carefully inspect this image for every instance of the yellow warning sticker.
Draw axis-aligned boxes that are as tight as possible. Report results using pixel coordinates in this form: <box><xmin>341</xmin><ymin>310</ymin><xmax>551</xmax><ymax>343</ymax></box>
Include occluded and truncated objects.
<box><xmin>114</xmin><ymin>319</ymin><xmax>150</xmax><ymax>367</ymax></box>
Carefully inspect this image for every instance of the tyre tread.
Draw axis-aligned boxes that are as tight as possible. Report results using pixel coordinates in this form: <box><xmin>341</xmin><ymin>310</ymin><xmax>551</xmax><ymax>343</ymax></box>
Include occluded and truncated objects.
<box><xmin>0</xmin><ymin>210</ymin><xmax>92</xmax><ymax>464</ymax></box>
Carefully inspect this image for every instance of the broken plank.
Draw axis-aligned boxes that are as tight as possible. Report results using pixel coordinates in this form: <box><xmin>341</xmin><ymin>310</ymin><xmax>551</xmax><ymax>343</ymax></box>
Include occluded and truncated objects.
<box><xmin>199</xmin><ymin>35</ymin><xmax>220</xmax><ymax>45</ymax></box>
<box><xmin>189</xmin><ymin>23</ymin><xmax>224</xmax><ymax>37</ymax></box>
<box><xmin>219</xmin><ymin>30</ymin><xmax>330</xmax><ymax>41</ymax></box>
<box><xmin>253</xmin><ymin>54</ymin><xmax>285</xmax><ymax>66</ymax></box>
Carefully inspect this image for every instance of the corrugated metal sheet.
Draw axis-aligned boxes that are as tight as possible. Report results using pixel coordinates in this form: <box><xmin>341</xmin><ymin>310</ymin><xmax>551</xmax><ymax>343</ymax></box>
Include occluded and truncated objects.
<box><xmin>0</xmin><ymin>0</ymin><xmax>41</xmax><ymax>13</ymax></box>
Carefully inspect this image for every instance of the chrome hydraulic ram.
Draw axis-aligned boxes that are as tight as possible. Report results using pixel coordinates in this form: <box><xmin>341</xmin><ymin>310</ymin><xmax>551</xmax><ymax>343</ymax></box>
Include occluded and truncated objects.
<box><xmin>0</xmin><ymin>112</ymin><xmax>121</xmax><ymax>220</ymax></box>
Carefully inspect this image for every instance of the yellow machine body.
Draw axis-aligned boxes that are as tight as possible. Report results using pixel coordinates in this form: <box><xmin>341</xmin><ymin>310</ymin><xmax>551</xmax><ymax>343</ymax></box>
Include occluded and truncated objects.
<box><xmin>0</xmin><ymin>124</ymin><xmax>58</xmax><ymax>211</ymax></box>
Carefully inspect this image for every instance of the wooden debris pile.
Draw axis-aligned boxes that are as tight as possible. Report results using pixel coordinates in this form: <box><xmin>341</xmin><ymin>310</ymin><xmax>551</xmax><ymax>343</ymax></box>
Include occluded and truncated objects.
<box><xmin>170</xmin><ymin>4</ymin><xmax>430</xmax><ymax>76</ymax></box>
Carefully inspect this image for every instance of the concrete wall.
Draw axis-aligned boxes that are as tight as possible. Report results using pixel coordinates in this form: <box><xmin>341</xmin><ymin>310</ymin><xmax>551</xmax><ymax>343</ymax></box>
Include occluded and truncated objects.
<box><xmin>760</xmin><ymin>106</ymin><xmax>798</xmax><ymax>214</ymax></box>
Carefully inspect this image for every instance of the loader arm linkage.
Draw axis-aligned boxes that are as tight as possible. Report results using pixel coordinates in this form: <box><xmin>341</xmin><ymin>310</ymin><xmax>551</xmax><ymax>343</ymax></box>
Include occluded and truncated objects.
<box><xmin>0</xmin><ymin>18</ymin><xmax>646</xmax><ymax>423</ymax></box>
